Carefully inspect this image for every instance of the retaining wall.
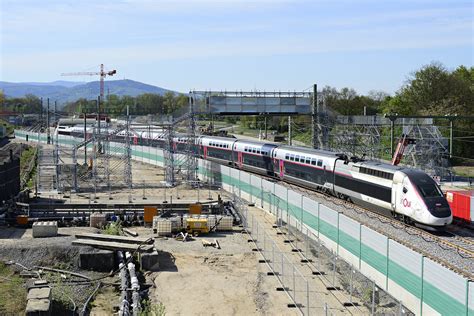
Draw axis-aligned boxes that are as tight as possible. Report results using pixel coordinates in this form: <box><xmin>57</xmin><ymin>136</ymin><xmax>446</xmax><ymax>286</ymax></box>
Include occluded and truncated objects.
<box><xmin>15</xmin><ymin>130</ymin><xmax>473</xmax><ymax>315</ymax></box>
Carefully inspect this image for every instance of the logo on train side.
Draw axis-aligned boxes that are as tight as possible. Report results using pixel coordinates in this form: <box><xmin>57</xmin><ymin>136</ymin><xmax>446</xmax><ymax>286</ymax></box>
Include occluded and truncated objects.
<box><xmin>402</xmin><ymin>198</ymin><xmax>411</xmax><ymax>208</ymax></box>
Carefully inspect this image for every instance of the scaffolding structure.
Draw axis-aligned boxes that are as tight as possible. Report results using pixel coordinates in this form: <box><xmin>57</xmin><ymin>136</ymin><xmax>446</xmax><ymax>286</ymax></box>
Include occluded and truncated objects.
<box><xmin>331</xmin><ymin>115</ymin><xmax>384</xmax><ymax>159</ymax></box>
<box><xmin>161</xmin><ymin>103</ymin><xmax>198</xmax><ymax>186</ymax></box>
<box><xmin>327</xmin><ymin>115</ymin><xmax>451</xmax><ymax>176</ymax></box>
<box><xmin>55</xmin><ymin>108</ymin><xmax>132</xmax><ymax>193</ymax></box>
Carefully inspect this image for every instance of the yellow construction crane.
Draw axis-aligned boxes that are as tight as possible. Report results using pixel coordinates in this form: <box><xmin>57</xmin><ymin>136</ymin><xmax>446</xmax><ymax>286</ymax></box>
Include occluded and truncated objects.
<box><xmin>61</xmin><ymin>63</ymin><xmax>116</xmax><ymax>101</ymax></box>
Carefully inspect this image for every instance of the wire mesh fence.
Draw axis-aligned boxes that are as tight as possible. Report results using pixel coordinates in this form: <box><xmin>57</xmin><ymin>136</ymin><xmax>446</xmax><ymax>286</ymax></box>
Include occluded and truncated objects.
<box><xmin>236</xmin><ymin>195</ymin><xmax>351</xmax><ymax>315</ymax></box>
<box><xmin>232</xmin><ymin>192</ymin><xmax>413</xmax><ymax>316</ymax></box>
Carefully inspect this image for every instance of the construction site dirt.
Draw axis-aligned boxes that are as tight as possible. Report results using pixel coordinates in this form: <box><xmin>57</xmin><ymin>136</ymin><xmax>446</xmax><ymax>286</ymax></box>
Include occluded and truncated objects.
<box><xmin>0</xmin><ymin>225</ymin><xmax>299</xmax><ymax>315</ymax></box>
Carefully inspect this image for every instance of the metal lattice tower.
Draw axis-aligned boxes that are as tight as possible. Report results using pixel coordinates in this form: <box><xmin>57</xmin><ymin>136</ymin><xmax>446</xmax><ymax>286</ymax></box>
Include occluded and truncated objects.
<box><xmin>124</xmin><ymin>106</ymin><xmax>133</xmax><ymax>189</ymax></box>
<box><xmin>163</xmin><ymin>122</ymin><xmax>176</xmax><ymax>186</ymax></box>
<box><xmin>183</xmin><ymin>92</ymin><xmax>197</xmax><ymax>182</ymax></box>
<box><xmin>398</xmin><ymin>119</ymin><xmax>450</xmax><ymax>176</ymax></box>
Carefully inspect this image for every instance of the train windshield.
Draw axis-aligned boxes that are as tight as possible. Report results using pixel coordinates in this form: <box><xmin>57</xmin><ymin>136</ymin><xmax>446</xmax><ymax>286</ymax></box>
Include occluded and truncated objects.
<box><xmin>406</xmin><ymin>170</ymin><xmax>443</xmax><ymax>198</ymax></box>
<box><xmin>417</xmin><ymin>183</ymin><xmax>442</xmax><ymax>198</ymax></box>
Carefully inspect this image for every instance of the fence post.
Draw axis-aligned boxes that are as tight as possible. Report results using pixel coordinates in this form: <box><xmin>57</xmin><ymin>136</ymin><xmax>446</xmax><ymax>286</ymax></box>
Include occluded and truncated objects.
<box><xmin>252</xmin><ymin>215</ymin><xmax>255</xmax><ymax>234</ymax></box>
<box><xmin>306</xmin><ymin>280</ymin><xmax>310</xmax><ymax>316</ymax></box>
<box><xmin>349</xmin><ymin>265</ymin><xmax>354</xmax><ymax>304</ymax></box>
<box><xmin>256</xmin><ymin>220</ymin><xmax>259</xmax><ymax>242</ymax></box>
<box><xmin>305</xmin><ymin>226</ymin><xmax>309</xmax><ymax>256</ymax></box>
<box><xmin>281</xmin><ymin>253</ymin><xmax>284</xmax><ymax>284</ymax></box>
<box><xmin>272</xmin><ymin>242</ymin><xmax>275</xmax><ymax>269</ymax></box>
<box><xmin>293</xmin><ymin>265</ymin><xmax>296</xmax><ymax>302</ymax></box>
<box><xmin>317</xmin><ymin>238</ymin><xmax>321</xmax><ymax>272</ymax></box>
<box><xmin>371</xmin><ymin>280</ymin><xmax>376</xmax><ymax>315</ymax></box>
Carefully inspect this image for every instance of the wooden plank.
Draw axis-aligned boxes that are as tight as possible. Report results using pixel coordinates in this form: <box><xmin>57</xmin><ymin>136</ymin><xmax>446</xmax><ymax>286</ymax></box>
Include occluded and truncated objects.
<box><xmin>72</xmin><ymin>239</ymin><xmax>154</xmax><ymax>252</ymax></box>
<box><xmin>75</xmin><ymin>233</ymin><xmax>152</xmax><ymax>244</ymax></box>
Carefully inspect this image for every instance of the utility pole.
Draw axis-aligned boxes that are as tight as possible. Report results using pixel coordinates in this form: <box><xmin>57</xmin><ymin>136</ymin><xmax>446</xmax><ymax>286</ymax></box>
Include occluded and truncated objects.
<box><xmin>449</xmin><ymin>119</ymin><xmax>454</xmax><ymax>158</ymax></box>
<box><xmin>389</xmin><ymin>117</ymin><xmax>395</xmax><ymax>158</ymax></box>
<box><xmin>288</xmin><ymin>116</ymin><xmax>292</xmax><ymax>146</ymax></box>
<box><xmin>54</xmin><ymin>101</ymin><xmax>57</xmax><ymax>126</ymax></box>
<box><xmin>46</xmin><ymin>98</ymin><xmax>50</xmax><ymax>144</ymax></box>
<box><xmin>40</xmin><ymin>97</ymin><xmax>43</xmax><ymax>129</ymax></box>
<box><xmin>311</xmin><ymin>84</ymin><xmax>322</xmax><ymax>149</ymax></box>
<box><xmin>97</xmin><ymin>96</ymin><xmax>101</xmax><ymax>153</ymax></box>
<box><xmin>84</xmin><ymin>109</ymin><xmax>87</xmax><ymax>165</ymax></box>
<box><xmin>264</xmin><ymin>115</ymin><xmax>268</xmax><ymax>140</ymax></box>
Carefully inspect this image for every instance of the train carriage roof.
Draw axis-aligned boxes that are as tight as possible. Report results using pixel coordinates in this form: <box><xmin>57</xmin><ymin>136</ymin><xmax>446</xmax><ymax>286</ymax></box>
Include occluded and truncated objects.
<box><xmin>276</xmin><ymin>145</ymin><xmax>339</xmax><ymax>158</ymax></box>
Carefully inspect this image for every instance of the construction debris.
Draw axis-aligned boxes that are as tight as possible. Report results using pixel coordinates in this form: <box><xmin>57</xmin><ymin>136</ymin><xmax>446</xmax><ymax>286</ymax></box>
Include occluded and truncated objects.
<box><xmin>123</xmin><ymin>228</ymin><xmax>139</xmax><ymax>237</ymax></box>
<box><xmin>175</xmin><ymin>232</ymin><xmax>192</xmax><ymax>242</ymax></box>
<box><xmin>72</xmin><ymin>239</ymin><xmax>154</xmax><ymax>252</ymax></box>
<box><xmin>74</xmin><ymin>233</ymin><xmax>152</xmax><ymax>245</ymax></box>
<box><xmin>32</xmin><ymin>221</ymin><xmax>58</xmax><ymax>238</ymax></box>
<box><xmin>201</xmin><ymin>239</ymin><xmax>221</xmax><ymax>249</ymax></box>
<box><xmin>26</xmin><ymin>286</ymin><xmax>52</xmax><ymax>315</ymax></box>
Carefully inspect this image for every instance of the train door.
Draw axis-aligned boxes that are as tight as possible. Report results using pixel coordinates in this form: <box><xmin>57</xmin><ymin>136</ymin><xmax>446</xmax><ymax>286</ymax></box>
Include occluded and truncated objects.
<box><xmin>279</xmin><ymin>160</ymin><xmax>284</xmax><ymax>178</ymax></box>
<box><xmin>203</xmin><ymin>146</ymin><xmax>208</xmax><ymax>158</ymax></box>
<box><xmin>238</xmin><ymin>151</ymin><xmax>243</xmax><ymax>168</ymax></box>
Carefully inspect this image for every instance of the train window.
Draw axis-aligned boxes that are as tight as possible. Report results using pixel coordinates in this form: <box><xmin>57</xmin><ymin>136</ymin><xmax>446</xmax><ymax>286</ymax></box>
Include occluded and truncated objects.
<box><xmin>295</xmin><ymin>155</ymin><xmax>300</xmax><ymax>162</ymax></box>
<box><xmin>417</xmin><ymin>183</ymin><xmax>442</xmax><ymax>197</ymax></box>
<box><xmin>317</xmin><ymin>160</ymin><xmax>323</xmax><ymax>167</ymax></box>
<box><xmin>252</xmin><ymin>148</ymin><xmax>256</xmax><ymax>153</ymax></box>
<box><xmin>290</xmin><ymin>154</ymin><xmax>295</xmax><ymax>161</ymax></box>
<box><xmin>300</xmin><ymin>156</ymin><xmax>305</xmax><ymax>162</ymax></box>
<box><xmin>285</xmin><ymin>154</ymin><xmax>289</xmax><ymax>160</ymax></box>
<box><xmin>306</xmin><ymin>158</ymin><xmax>311</xmax><ymax>164</ymax></box>
<box><xmin>256</xmin><ymin>150</ymin><xmax>260</xmax><ymax>154</ymax></box>
<box><xmin>311</xmin><ymin>159</ymin><xmax>316</xmax><ymax>165</ymax></box>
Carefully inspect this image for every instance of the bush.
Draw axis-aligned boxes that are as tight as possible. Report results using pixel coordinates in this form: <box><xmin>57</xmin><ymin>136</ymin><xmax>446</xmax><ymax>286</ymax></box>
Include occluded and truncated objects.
<box><xmin>102</xmin><ymin>221</ymin><xmax>123</xmax><ymax>236</ymax></box>
<box><xmin>140</xmin><ymin>299</ymin><xmax>166</xmax><ymax>316</ymax></box>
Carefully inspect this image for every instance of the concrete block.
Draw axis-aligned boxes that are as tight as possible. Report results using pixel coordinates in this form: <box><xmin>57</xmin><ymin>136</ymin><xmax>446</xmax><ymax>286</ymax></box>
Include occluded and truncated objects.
<box><xmin>79</xmin><ymin>250</ymin><xmax>115</xmax><ymax>272</ymax></box>
<box><xmin>33</xmin><ymin>280</ymin><xmax>49</xmax><ymax>286</ymax></box>
<box><xmin>26</xmin><ymin>299</ymin><xmax>51</xmax><ymax>315</ymax></box>
<box><xmin>32</xmin><ymin>221</ymin><xmax>58</xmax><ymax>238</ymax></box>
<box><xmin>27</xmin><ymin>287</ymin><xmax>51</xmax><ymax>300</ymax></box>
<box><xmin>140</xmin><ymin>251</ymin><xmax>160</xmax><ymax>271</ymax></box>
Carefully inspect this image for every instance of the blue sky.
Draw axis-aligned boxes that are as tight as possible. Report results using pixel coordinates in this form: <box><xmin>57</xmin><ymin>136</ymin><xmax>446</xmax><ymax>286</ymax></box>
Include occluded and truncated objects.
<box><xmin>1</xmin><ymin>0</ymin><xmax>472</xmax><ymax>94</ymax></box>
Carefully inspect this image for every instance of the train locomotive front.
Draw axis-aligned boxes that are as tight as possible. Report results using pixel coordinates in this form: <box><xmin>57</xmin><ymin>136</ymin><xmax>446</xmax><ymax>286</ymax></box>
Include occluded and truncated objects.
<box><xmin>392</xmin><ymin>169</ymin><xmax>452</xmax><ymax>229</ymax></box>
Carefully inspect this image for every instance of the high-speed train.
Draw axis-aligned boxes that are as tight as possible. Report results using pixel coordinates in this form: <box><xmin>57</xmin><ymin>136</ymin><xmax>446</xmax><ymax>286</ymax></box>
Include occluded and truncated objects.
<box><xmin>54</xmin><ymin>124</ymin><xmax>452</xmax><ymax>230</ymax></box>
<box><xmin>197</xmin><ymin>136</ymin><xmax>452</xmax><ymax>230</ymax></box>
